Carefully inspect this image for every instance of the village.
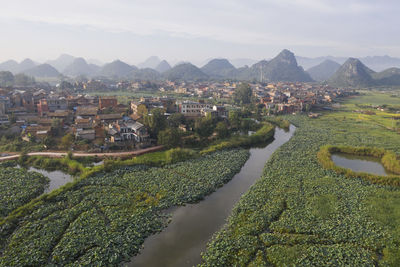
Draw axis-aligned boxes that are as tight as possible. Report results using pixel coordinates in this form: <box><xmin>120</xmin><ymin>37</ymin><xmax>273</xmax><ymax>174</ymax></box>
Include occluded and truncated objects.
<box><xmin>0</xmin><ymin>79</ymin><xmax>355</xmax><ymax>152</ymax></box>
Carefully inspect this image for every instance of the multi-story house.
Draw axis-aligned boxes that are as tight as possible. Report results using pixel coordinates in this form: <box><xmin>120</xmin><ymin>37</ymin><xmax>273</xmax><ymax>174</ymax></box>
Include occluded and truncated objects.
<box><xmin>177</xmin><ymin>100</ymin><xmax>213</xmax><ymax>117</ymax></box>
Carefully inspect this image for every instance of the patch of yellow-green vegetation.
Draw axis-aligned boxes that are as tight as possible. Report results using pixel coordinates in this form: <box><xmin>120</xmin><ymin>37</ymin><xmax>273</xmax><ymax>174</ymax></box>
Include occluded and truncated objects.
<box><xmin>344</xmin><ymin>90</ymin><xmax>400</xmax><ymax>106</ymax></box>
<box><xmin>248</xmin><ymin>250</ymin><xmax>268</xmax><ymax>267</ymax></box>
<box><xmin>263</xmin><ymin>117</ymin><xmax>290</xmax><ymax>130</ymax></box>
<box><xmin>308</xmin><ymin>194</ymin><xmax>338</xmax><ymax>219</ymax></box>
<box><xmin>200</xmin><ymin>122</ymin><xmax>275</xmax><ymax>154</ymax></box>
<box><xmin>265</xmin><ymin>244</ymin><xmax>376</xmax><ymax>266</ymax></box>
<box><xmin>81</xmin><ymin>148</ymin><xmax>197</xmax><ymax>178</ymax></box>
<box><xmin>266</xmin><ymin>245</ymin><xmax>307</xmax><ymax>266</ymax></box>
<box><xmin>333</xmin><ymin>90</ymin><xmax>400</xmax><ymax>131</ymax></box>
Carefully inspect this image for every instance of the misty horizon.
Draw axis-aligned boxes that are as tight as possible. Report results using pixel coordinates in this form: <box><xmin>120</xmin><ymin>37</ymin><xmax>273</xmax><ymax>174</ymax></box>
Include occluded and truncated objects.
<box><xmin>0</xmin><ymin>1</ymin><xmax>399</xmax><ymax>64</ymax></box>
<box><xmin>2</xmin><ymin>53</ymin><xmax>400</xmax><ymax>69</ymax></box>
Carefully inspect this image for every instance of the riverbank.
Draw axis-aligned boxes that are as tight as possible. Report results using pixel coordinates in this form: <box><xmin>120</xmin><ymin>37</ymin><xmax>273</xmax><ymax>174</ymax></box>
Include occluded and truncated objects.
<box><xmin>0</xmin><ymin>121</ymin><xmax>280</xmax><ymax>266</ymax></box>
<box><xmin>129</xmin><ymin>125</ymin><xmax>295</xmax><ymax>267</ymax></box>
<box><xmin>200</xmin><ymin>114</ymin><xmax>400</xmax><ymax>266</ymax></box>
<box><xmin>0</xmin><ymin>149</ymin><xmax>250</xmax><ymax>266</ymax></box>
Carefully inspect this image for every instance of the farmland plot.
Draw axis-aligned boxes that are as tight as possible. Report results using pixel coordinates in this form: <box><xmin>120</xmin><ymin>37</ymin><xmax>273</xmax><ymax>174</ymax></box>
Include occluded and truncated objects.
<box><xmin>0</xmin><ymin>149</ymin><xmax>249</xmax><ymax>266</ymax></box>
<box><xmin>201</xmin><ymin>115</ymin><xmax>400</xmax><ymax>266</ymax></box>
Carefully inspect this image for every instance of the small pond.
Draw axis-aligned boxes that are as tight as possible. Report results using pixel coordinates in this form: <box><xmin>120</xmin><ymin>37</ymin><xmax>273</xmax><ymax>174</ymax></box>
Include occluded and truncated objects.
<box><xmin>17</xmin><ymin>165</ymin><xmax>74</xmax><ymax>193</ymax></box>
<box><xmin>331</xmin><ymin>153</ymin><xmax>396</xmax><ymax>176</ymax></box>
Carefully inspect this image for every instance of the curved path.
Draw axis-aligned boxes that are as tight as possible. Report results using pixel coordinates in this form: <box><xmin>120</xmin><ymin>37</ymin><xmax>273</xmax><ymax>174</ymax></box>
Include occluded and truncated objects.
<box><xmin>0</xmin><ymin>145</ymin><xmax>164</xmax><ymax>161</ymax></box>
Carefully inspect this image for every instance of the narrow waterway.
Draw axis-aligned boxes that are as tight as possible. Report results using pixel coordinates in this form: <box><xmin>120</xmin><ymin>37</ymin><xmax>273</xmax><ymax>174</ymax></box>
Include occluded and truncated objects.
<box><xmin>331</xmin><ymin>153</ymin><xmax>395</xmax><ymax>176</ymax></box>
<box><xmin>128</xmin><ymin>125</ymin><xmax>295</xmax><ymax>267</ymax></box>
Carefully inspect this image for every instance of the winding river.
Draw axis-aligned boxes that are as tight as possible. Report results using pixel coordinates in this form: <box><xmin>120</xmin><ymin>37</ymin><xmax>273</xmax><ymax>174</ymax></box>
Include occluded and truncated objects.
<box><xmin>128</xmin><ymin>125</ymin><xmax>295</xmax><ymax>267</ymax></box>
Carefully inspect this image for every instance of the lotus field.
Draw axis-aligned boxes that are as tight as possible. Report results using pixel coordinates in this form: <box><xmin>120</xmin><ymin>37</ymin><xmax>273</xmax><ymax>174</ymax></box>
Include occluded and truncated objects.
<box><xmin>201</xmin><ymin>114</ymin><xmax>400</xmax><ymax>266</ymax></box>
<box><xmin>0</xmin><ymin>149</ymin><xmax>249</xmax><ymax>266</ymax></box>
<box><xmin>0</xmin><ymin>166</ymin><xmax>48</xmax><ymax>218</ymax></box>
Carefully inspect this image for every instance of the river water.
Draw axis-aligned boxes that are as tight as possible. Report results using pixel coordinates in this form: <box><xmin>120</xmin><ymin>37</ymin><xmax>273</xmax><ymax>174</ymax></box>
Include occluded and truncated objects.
<box><xmin>128</xmin><ymin>125</ymin><xmax>295</xmax><ymax>267</ymax></box>
<box><xmin>331</xmin><ymin>152</ymin><xmax>395</xmax><ymax>176</ymax></box>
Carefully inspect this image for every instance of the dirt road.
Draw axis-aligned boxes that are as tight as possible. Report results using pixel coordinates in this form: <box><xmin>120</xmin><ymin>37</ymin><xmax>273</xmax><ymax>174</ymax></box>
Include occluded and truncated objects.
<box><xmin>0</xmin><ymin>145</ymin><xmax>164</xmax><ymax>162</ymax></box>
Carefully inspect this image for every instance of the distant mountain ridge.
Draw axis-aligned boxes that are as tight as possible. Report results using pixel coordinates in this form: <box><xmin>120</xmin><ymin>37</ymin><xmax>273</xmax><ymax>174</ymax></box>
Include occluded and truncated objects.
<box><xmin>307</xmin><ymin>60</ymin><xmax>341</xmax><ymax>81</ymax></box>
<box><xmin>257</xmin><ymin>49</ymin><xmax>312</xmax><ymax>82</ymax></box>
<box><xmin>201</xmin><ymin>59</ymin><xmax>236</xmax><ymax>79</ymax></box>
<box><xmin>163</xmin><ymin>63</ymin><xmax>208</xmax><ymax>81</ymax></box>
<box><xmin>46</xmin><ymin>54</ymin><xmax>76</xmax><ymax>72</ymax></box>
<box><xmin>0</xmin><ymin>59</ymin><xmax>37</xmax><ymax>74</ymax></box>
<box><xmin>63</xmin><ymin>58</ymin><xmax>100</xmax><ymax>77</ymax></box>
<box><xmin>329</xmin><ymin>58</ymin><xmax>400</xmax><ymax>87</ymax></box>
<box><xmin>155</xmin><ymin>60</ymin><xmax>171</xmax><ymax>73</ymax></box>
<box><xmin>97</xmin><ymin>60</ymin><xmax>137</xmax><ymax>78</ymax></box>
<box><xmin>229</xmin><ymin>50</ymin><xmax>312</xmax><ymax>82</ymax></box>
<box><xmin>3</xmin><ymin>51</ymin><xmax>400</xmax><ymax>84</ymax></box>
<box><xmin>372</xmin><ymin>68</ymin><xmax>400</xmax><ymax>85</ymax></box>
<box><xmin>23</xmin><ymin>64</ymin><xmax>60</xmax><ymax>78</ymax></box>
<box><xmin>138</xmin><ymin>56</ymin><xmax>161</xmax><ymax>69</ymax></box>
<box><xmin>131</xmin><ymin>68</ymin><xmax>162</xmax><ymax>80</ymax></box>
<box><xmin>229</xmin><ymin>58</ymin><xmax>258</xmax><ymax>68</ymax></box>
<box><xmin>297</xmin><ymin>55</ymin><xmax>400</xmax><ymax>72</ymax></box>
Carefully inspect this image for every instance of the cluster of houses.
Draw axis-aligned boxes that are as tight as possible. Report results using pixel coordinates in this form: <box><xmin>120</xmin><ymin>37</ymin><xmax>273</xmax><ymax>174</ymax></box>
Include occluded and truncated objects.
<box><xmin>0</xmin><ymin>88</ymin><xmax>151</xmax><ymax>149</ymax></box>
<box><xmin>0</xmin><ymin>87</ymin><xmax>229</xmax><ymax>150</ymax></box>
<box><xmin>253</xmin><ymin>82</ymin><xmax>355</xmax><ymax>114</ymax></box>
<box><xmin>67</xmin><ymin>78</ymin><xmax>353</xmax><ymax>115</ymax></box>
<box><xmin>78</xmin><ymin>79</ymin><xmax>352</xmax><ymax>115</ymax></box>
<box><xmin>0</xmin><ymin>78</ymin><xmax>354</xmax><ymax>150</ymax></box>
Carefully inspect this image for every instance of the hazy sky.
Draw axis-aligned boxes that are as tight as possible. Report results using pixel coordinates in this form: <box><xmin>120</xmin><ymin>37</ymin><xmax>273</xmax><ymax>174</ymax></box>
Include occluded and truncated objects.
<box><xmin>0</xmin><ymin>0</ymin><xmax>399</xmax><ymax>64</ymax></box>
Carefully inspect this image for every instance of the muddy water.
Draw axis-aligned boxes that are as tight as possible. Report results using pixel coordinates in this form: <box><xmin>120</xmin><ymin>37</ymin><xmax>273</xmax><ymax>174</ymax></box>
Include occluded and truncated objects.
<box><xmin>128</xmin><ymin>125</ymin><xmax>295</xmax><ymax>267</ymax></box>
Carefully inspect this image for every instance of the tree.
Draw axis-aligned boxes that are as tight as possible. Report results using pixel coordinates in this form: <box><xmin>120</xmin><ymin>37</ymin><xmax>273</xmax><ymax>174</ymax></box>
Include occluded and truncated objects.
<box><xmin>43</xmin><ymin>137</ymin><xmax>56</xmax><ymax>148</ymax></box>
<box><xmin>75</xmin><ymin>75</ymin><xmax>88</xmax><ymax>83</ymax></box>
<box><xmin>8</xmin><ymin>113</ymin><xmax>16</xmax><ymax>124</ymax></box>
<box><xmin>51</xmin><ymin>119</ymin><xmax>63</xmax><ymax>137</ymax></box>
<box><xmin>0</xmin><ymin>71</ymin><xmax>14</xmax><ymax>87</ymax></box>
<box><xmin>215</xmin><ymin>121</ymin><xmax>229</xmax><ymax>139</ymax></box>
<box><xmin>157</xmin><ymin>128</ymin><xmax>181</xmax><ymax>148</ymax></box>
<box><xmin>61</xmin><ymin>133</ymin><xmax>74</xmax><ymax>150</ymax></box>
<box><xmin>143</xmin><ymin>108</ymin><xmax>167</xmax><ymax>137</ymax></box>
<box><xmin>137</xmin><ymin>104</ymin><xmax>148</xmax><ymax>118</ymax></box>
<box><xmin>168</xmin><ymin>113</ymin><xmax>185</xmax><ymax>128</ymax></box>
<box><xmin>14</xmin><ymin>73</ymin><xmax>35</xmax><ymax>86</ymax></box>
<box><xmin>229</xmin><ymin>110</ymin><xmax>241</xmax><ymax>130</ymax></box>
<box><xmin>255</xmin><ymin>104</ymin><xmax>265</xmax><ymax>121</ymax></box>
<box><xmin>195</xmin><ymin>117</ymin><xmax>215</xmax><ymax>139</ymax></box>
<box><xmin>233</xmin><ymin>83</ymin><xmax>253</xmax><ymax>105</ymax></box>
<box><xmin>240</xmin><ymin>119</ymin><xmax>251</xmax><ymax>131</ymax></box>
<box><xmin>59</xmin><ymin>81</ymin><xmax>73</xmax><ymax>90</ymax></box>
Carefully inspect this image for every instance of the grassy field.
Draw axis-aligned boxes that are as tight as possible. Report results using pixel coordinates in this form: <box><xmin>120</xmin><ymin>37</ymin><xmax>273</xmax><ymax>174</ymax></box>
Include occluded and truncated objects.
<box><xmin>343</xmin><ymin>90</ymin><xmax>400</xmax><ymax>106</ymax></box>
<box><xmin>333</xmin><ymin>90</ymin><xmax>400</xmax><ymax>130</ymax></box>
